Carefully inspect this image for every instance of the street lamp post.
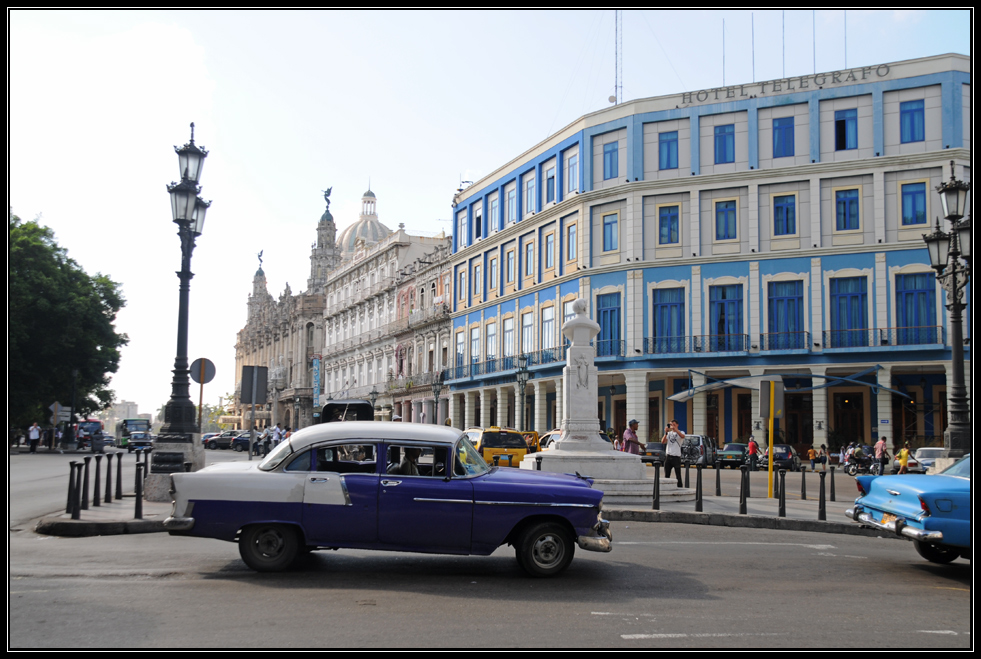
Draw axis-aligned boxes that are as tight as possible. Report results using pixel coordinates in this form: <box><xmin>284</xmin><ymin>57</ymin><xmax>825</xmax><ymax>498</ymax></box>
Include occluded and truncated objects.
<box><xmin>159</xmin><ymin>123</ymin><xmax>210</xmax><ymax>443</ymax></box>
<box><xmin>922</xmin><ymin>161</ymin><xmax>971</xmax><ymax>458</ymax></box>
<box><xmin>369</xmin><ymin>387</ymin><xmax>379</xmax><ymax>421</ymax></box>
<box><xmin>515</xmin><ymin>354</ymin><xmax>530</xmax><ymax>432</ymax></box>
<box><xmin>430</xmin><ymin>372</ymin><xmax>444</xmax><ymax>425</ymax></box>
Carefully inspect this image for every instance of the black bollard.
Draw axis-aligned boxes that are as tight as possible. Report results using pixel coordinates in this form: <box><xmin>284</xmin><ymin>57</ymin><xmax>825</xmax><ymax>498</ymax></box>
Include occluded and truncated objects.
<box><xmin>134</xmin><ymin>463</ymin><xmax>144</xmax><ymax>519</ymax></box>
<box><xmin>684</xmin><ymin>460</ymin><xmax>690</xmax><ymax>488</ymax></box>
<box><xmin>745</xmin><ymin>465</ymin><xmax>751</xmax><ymax>499</ymax></box>
<box><xmin>818</xmin><ymin>471</ymin><xmax>827</xmax><ymax>520</ymax></box>
<box><xmin>778</xmin><ymin>470</ymin><xmax>786</xmax><ymax>517</ymax></box>
<box><xmin>81</xmin><ymin>456</ymin><xmax>91</xmax><ymax>510</ymax></box>
<box><xmin>115</xmin><ymin>452</ymin><xmax>124</xmax><ymax>500</ymax></box>
<box><xmin>801</xmin><ymin>467</ymin><xmax>807</xmax><ymax>501</ymax></box>
<box><xmin>695</xmin><ymin>465</ymin><xmax>703</xmax><ymax>512</ymax></box>
<box><xmin>105</xmin><ymin>453</ymin><xmax>113</xmax><ymax>504</ymax></box>
<box><xmin>652</xmin><ymin>461</ymin><xmax>661</xmax><ymax>510</ymax></box>
<box><xmin>739</xmin><ymin>465</ymin><xmax>747</xmax><ymax>514</ymax></box>
<box><xmin>72</xmin><ymin>463</ymin><xmax>83</xmax><ymax>520</ymax></box>
<box><xmin>715</xmin><ymin>462</ymin><xmax>722</xmax><ymax>497</ymax></box>
<box><xmin>92</xmin><ymin>455</ymin><xmax>102</xmax><ymax>507</ymax></box>
<box><xmin>829</xmin><ymin>466</ymin><xmax>836</xmax><ymax>502</ymax></box>
<box><xmin>67</xmin><ymin>461</ymin><xmax>78</xmax><ymax>514</ymax></box>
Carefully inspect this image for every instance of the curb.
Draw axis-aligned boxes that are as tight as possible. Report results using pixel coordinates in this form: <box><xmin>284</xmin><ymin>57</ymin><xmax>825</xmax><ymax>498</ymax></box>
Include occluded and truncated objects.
<box><xmin>34</xmin><ymin>517</ymin><xmax>166</xmax><ymax>538</ymax></box>
<box><xmin>605</xmin><ymin>508</ymin><xmax>900</xmax><ymax>539</ymax></box>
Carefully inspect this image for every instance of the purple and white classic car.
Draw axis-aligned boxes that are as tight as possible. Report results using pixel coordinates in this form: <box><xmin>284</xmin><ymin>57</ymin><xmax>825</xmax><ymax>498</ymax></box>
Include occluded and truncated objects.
<box><xmin>165</xmin><ymin>422</ymin><xmax>612</xmax><ymax>577</ymax></box>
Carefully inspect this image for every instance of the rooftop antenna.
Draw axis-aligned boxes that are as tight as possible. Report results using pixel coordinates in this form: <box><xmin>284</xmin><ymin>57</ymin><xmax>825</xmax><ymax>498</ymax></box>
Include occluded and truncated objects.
<box><xmin>813</xmin><ymin>10</ymin><xmax>816</xmax><ymax>73</ymax></box>
<box><xmin>722</xmin><ymin>18</ymin><xmax>725</xmax><ymax>87</ymax></box>
<box><xmin>751</xmin><ymin>14</ymin><xmax>755</xmax><ymax>82</ymax></box>
<box><xmin>610</xmin><ymin>9</ymin><xmax>622</xmax><ymax>105</ymax></box>
<box><xmin>844</xmin><ymin>10</ymin><xmax>847</xmax><ymax>68</ymax></box>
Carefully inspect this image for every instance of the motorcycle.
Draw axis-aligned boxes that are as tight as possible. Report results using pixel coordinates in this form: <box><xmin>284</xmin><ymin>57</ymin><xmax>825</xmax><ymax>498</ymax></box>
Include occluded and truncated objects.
<box><xmin>845</xmin><ymin>452</ymin><xmax>880</xmax><ymax>476</ymax></box>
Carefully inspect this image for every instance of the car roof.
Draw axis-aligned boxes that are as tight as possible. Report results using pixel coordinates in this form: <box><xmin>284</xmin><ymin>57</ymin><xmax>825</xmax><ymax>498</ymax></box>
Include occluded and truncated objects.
<box><xmin>288</xmin><ymin>421</ymin><xmax>464</xmax><ymax>452</ymax></box>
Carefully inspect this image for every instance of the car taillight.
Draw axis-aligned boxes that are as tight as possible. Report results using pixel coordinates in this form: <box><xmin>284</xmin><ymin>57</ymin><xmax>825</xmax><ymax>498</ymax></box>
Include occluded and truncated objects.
<box><xmin>919</xmin><ymin>497</ymin><xmax>931</xmax><ymax>516</ymax></box>
<box><xmin>856</xmin><ymin>481</ymin><xmax>867</xmax><ymax>496</ymax></box>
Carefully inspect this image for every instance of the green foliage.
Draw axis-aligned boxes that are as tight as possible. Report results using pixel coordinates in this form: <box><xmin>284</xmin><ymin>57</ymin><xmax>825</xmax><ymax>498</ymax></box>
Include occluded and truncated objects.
<box><xmin>9</xmin><ymin>211</ymin><xmax>129</xmax><ymax>428</ymax></box>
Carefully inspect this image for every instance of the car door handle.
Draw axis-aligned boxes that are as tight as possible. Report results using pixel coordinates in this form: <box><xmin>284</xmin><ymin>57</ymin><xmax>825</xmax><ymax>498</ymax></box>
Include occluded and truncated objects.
<box><xmin>309</xmin><ymin>477</ymin><xmax>330</xmax><ymax>483</ymax></box>
<box><xmin>381</xmin><ymin>480</ymin><xmax>402</xmax><ymax>486</ymax></box>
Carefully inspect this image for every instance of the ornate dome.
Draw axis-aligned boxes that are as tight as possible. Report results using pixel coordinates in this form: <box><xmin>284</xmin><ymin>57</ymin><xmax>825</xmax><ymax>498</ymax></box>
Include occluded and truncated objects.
<box><xmin>337</xmin><ymin>188</ymin><xmax>391</xmax><ymax>260</ymax></box>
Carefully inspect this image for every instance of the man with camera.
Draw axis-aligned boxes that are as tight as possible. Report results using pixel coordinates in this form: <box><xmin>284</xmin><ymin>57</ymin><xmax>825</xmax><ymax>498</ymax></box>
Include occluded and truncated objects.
<box><xmin>661</xmin><ymin>419</ymin><xmax>686</xmax><ymax>487</ymax></box>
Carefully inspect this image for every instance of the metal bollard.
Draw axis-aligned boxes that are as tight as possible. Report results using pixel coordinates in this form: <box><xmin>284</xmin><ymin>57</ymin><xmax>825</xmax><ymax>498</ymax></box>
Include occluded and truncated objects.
<box><xmin>801</xmin><ymin>468</ymin><xmax>807</xmax><ymax>501</ymax></box>
<box><xmin>105</xmin><ymin>453</ymin><xmax>113</xmax><ymax>504</ymax></box>
<box><xmin>829</xmin><ymin>466</ymin><xmax>836</xmax><ymax>502</ymax></box>
<box><xmin>115</xmin><ymin>451</ymin><xmax>124</xmax><ymax>500</ymax></box>
<box><xmin>739</xmin><ymin>465</ymin><xmax>747</xmax><ymax>515</ymax></box>
<box><xmin>715</xmin><ymin>462</ymin><xmax>722</xmax><ymax>497</ymax></box>
<box><xmin>67</xmin><ymin>461</ymin><xmax>78</xmax><ymax>514</ymax></box>
<box><xmin>81</xmin><ymin>456</ymin><xmax>91</xmax><ymax>510</ymax></box>
<box><xmin>745</xmin><ymin>464</ymin><xmax>751</xmax><ymax>499</ymax></box>
<box><xmin>72</xmin><ymin>463</ymin><xmax>83</xmax><ymax>520</ymax></box>
<box><xmin>778</xmin><ymin>470</ymin><xmax>786</xmax><ymax>517</ymax></box>
<box><xmin>92</xmin><ymin>455</ymin><xmax>102</xmax><ymax>507</ymax></box>
<box><xmin>695</xmin><ymin>465</ymin><xmax>703</xmax><ymax>512</ymax></box>
<box><xmin>684</xmin><ymin>460</ymin><xmax>690</xmax><ymax>488</ymax></box>
<box><xmin>134</xmin><ymin>463</ymin><xmax>144</xmax><ymax>520</ymax></box>
<box><xmin>818</xmin><ymin>471</ymin><xmax>827</xmax><ymax>520</ymax></box>
<box><xmin>652</xmin><ymin>461</ymin><xmax>661</xmax><ymax>510</ymax></box>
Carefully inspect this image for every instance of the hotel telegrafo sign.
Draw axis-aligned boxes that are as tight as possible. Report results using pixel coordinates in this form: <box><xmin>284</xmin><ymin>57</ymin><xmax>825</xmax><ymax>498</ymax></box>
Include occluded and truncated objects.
<box><xmin>681</xmin><ymin>64</ymin><xmax>892</xmax><ymax>106</ymax></box>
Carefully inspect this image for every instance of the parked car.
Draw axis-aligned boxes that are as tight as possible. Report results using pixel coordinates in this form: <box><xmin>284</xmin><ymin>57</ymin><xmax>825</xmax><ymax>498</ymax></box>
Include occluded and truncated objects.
<box><xmin>231</xmin><ymin>434</ymin><xmax>253</xmax><ymax>452</ymax></box>
<box><xmin>201</xmin><ymin>432</ymin><xmax>220</xmax><ymax>447</ymax></box>
<box><xmin>846</xmin><ymin>454</ymin><xmax>970</xmax><ymax>564</ymax></box>
<box><xmin>905</xmin><ymin>447</ymin><xmax>945</xmax><ymax>474</ymax></box>
<box><xmin>206</xmin><ymin>430</ymin><xmax>238</xmax><ymax>450</ymax></box>
<box><xmin>760</xmin><ymin>444</ymin><xmax>801</xmax><ymax>472</ymax></box>
<box><xmin>539</xmin><ymin>429</ymin><xmax>561</xmax><ymax>449</ymax></box>
<box><xmin>164</xmin><ymin>422</ymin><xmax>612</xmax><ymax>576</ymax></box>
<box><xmin>718</xmin><ymin>443</ymin><xmax>748</xmax><ymax>469</ymax></box>
<box><xmin>640</xmin><ymin>441</ymin><xmax>665</xmax><ymax>465</ymax></box>
<box><xmin>681</xmin><ymin>435</ymin><xmax>717</xmax><ymax>466</ymax></box>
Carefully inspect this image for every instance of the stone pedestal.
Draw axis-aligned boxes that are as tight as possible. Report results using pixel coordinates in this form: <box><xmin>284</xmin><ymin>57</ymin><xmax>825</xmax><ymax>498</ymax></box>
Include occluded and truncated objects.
<box><xmin>144</xmin><ymin>435</ymin><xmax>204</xmax><ymax>502</ymax></box>
<box><xmin>519</xmin><ymin>299</ymin><xmax>657</xmax><ymax>506</ymax></box>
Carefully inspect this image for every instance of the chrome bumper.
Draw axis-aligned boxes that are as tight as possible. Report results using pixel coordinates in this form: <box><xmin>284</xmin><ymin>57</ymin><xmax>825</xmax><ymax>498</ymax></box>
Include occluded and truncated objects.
<box><xmin>845</xmin><ymin>508</ymin><xmax>943</xmax><ymax>543</ymax></box>
<box><xmin>163</xmin><ymin>516</ymin><xmax>195</xmax><ymax>532</ymax></box>
<box><xmin>577</xmin><ymin>518</ymin><xmax>613</xmax><ymax>553</ymax></box>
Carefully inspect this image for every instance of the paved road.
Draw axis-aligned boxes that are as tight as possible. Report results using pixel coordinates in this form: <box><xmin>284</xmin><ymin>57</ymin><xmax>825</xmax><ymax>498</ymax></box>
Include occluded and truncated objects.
<box><xmin>10</xmin><ymin>515</ymin><xmax>970</xmax><ymax>648</ymax></box>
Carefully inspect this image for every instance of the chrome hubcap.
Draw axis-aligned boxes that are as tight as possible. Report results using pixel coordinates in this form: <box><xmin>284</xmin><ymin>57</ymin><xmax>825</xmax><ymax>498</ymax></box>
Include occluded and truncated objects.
<box><xmin>532</xmin><ymin>534</ymin><xmax>563</xmax><ymax>567</ymax></box>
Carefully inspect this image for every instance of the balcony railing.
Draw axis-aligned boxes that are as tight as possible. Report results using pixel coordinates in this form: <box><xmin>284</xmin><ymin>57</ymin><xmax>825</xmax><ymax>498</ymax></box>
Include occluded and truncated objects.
<box><xmin>879</xmin><ymin>326</ymin><xmax>945</xmax><ymax>347</ymax></box>
<box><xmin>643</xmin><ymin>336</ymin><xmax>692</xmax><ymax>354</ymax></box>
<box><xmin>594</xmin><ymin>339</ymin><xmax>624</xmax><ymax>358</ymax></box>
<box><xmin>693</xmin><ymin>334</ymin><xmax>749</xmax><ymax>353</ymax></box>
<box><xmin>823</xmin><ymin>329</ymin><xmax>876</xmax><ymax>349</ymax></box>
<box><xmin>761</xmin><ymin>331</ymin><xmax>811</xmax><ymax>351</ymax></box>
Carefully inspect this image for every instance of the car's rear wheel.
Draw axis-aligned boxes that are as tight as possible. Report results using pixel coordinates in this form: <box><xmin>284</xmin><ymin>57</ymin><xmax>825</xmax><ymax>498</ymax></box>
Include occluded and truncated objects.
<box><xmin>233</xmin><ymin>443</ymin><xmax>243</xmax><ymax>452</ymax></box>
<box><xmin>914</xmin><ymin>540</ymin><xmax>959</xmax><ymax>564</ymax></box>
<box><xmin>239</xmin><ymin>524</ymin><xmax>300</xmax><ymax>572</ymax></box>
<box><xmin>515</xmin><ymin>522</ymin><xmax>575</xmax><ymax>577</ymax></box>
<box><xmin>207</xmin><ymin>440</ymin><xmax>217</xmax><ymax>450</ymax></box>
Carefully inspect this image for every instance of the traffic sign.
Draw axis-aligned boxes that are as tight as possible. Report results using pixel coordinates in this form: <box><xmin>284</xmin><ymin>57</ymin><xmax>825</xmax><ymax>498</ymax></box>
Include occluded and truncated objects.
<box><xmin>190</xmin><ymin>358</ymin><xmax>216</xmax><ymax>384</ymax></box>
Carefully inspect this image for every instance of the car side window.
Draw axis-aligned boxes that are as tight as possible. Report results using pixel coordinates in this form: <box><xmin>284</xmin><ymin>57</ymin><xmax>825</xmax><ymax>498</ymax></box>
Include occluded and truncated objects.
<box><xmin>314</xmin><ymin>444</ymin><xmax>377</xmax><ymax>474</ymax></box>
<box><xmin>386</xmin><ymin>445</ymin><xmax>449</xmax><ymax>478</ymax></box>
<box><xmin>284</xmin><ymin>449</ymin><xmax>314</xmax><ymax>472</ymax></box>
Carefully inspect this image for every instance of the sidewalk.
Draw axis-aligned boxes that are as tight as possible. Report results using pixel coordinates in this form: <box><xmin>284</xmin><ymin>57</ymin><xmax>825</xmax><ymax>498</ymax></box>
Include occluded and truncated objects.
<box><xmin>34</xmin><ymin>497</ymin><xmax>172</xmax><ymax>537</ymax></box>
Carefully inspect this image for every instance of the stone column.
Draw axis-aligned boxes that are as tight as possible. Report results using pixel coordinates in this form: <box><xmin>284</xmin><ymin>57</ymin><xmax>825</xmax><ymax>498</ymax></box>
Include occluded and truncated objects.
<box><xmin>691</xmin><ymin>371</ymin><xmax>707</xmax><ymax>435</ymax></box>
<box><xmin>876</xmin><ymin>364</ymin><xmax>893</xmax><ymax>447</ymax></box>
<box><xmin>496</xmin><ymin>385</ymin><xmax>509</xmax><ymax>427</ymax></box>
<box><xmin>554</xmin><ymin>378</ymin><xmax>563</xmax><ymax>430</ymax></box>
<box><xmin>480</xmin><ymin>388</ymin><xmax>492</xmax><ymax>428</ymax></box>
<box><xmin>534</xmin><ymin>380</ymin><xmax>548</xmax><ymax>435</ymax></box>
<box><xmin>447</xmin><ymin>393</ymin><xmax>458</xmax><ymax>429</ymax></box>
<box><xmin>464</xmin><ymin>390</ymin><xmax>476</xmax><ymax>429</ymax></box>
<box><xmin>811</xmin><ymin>366</ymin><xmax>829</xmax><ymax>451</ymax></box>
<box><xmin>624</xmin><ymin>370</ymin><xmax>648</xmax><ymax>446</ymax></box>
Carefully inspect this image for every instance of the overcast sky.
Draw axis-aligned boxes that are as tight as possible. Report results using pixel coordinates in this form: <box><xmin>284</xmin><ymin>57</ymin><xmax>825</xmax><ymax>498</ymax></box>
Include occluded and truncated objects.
<box><xmin>9</xmin><ymin>9</ymin><xmax>971</xmax><ymax>416</ymax></box>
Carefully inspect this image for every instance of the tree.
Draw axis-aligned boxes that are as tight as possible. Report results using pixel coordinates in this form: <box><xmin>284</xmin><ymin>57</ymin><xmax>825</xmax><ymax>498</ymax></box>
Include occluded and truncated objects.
<box><xmin>9</xmin><ymin>211</ymin><xmax>129</xmax><ymax>429</ymax></box>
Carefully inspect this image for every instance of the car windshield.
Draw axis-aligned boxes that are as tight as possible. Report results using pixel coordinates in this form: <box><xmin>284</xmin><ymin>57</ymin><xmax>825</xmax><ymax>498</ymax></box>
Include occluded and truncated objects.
<box><xmin>259</xmin><ymin>439</ymin><xmax>294</xmax><ymax>471</ymax></box>
<box><xmin>481</xmin><ymin>431</ymin><xmax>526</xmax><ymax>449</ymax></box>
<box><xmin>723</xmin><ymin>444</ymin><xmax>744</xmax><ymax>452</ymax></box>
<box><xmin>774</xmin><ymin>446</ymin><xmax>790</xmax><ymax>456</ymax></box>
<box><xmin>939</xmin><ymin>455</ymin><xmax>970</xmax><ymax>479</ymax></box>
<box><xmin>915</xmin><ymin>448</ymin><xmax>945</xmax><ymax>459</ymax></box>
<box><xmin>454</xmin><ymin>436</ymin><xmax>490</xmax><ymax>477</ymax></box>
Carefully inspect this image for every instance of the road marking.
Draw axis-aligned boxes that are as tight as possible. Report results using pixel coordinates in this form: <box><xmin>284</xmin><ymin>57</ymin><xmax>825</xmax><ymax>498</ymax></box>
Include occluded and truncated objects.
<box><xmin>917</xmin><ymin>630</ymin><xmax>960</xmax><ymax>635</ymax></box>
<box><xmin>932</xmin><ymin>587</ymin><xmax>970</xmax><ymax>593</ymax></box>
<box><xmin>623</xmin><ymin>632</ymin><xmax>789</xmax><ymax>640</ymax></box>
<box><xmin>619</xmin><ymin>541</ymin><xmax>836</xmax><ymax>550</ymax></box>
<box><xmin>592</xmin><ymin>612</ymin><xmax>656</xmax><ymax>617</ymax></box>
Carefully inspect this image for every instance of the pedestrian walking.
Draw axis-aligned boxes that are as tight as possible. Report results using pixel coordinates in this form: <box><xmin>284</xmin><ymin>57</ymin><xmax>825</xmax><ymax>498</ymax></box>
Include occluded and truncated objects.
<box><xmin>622</xmin><ymin>420</ymin><xmax>644</xmax><ymax>455</ymax></box>
<box><xmin>661</xmin><ymin>420</ymin><xmax>685</xmax><ymax>487</ymax></box>
<box><xmin>897</xmin><ymin>442</ymin><xmax>911</xmax><ymax>474</ymax></box>
<box><xmin>28</xmin><ymin>422</ymin><xmax>41</xmax><ymax>453</ymax></box>
<box><xmin>747</xmin><ymin>435</ymin><xmax>760</xmax><ymax>472</ymax></box>
<box><xmin>272</xmin><ymin>423</ymin><xmax>283</xmax><ymax>446</ymax></box>
<box><xmin>807</xmin><ymin>446</ymin><xmax>817</xmax><ymax>471</ymax></box>
<box><xmin>818</xmin><ymin>444</ymin><xmax>828</xmax><ymax>471</ymax></box>
<box><xmin>874</xmin><ymin>436</ymin><xmax>890</xmax><ymax>475</ymax></box>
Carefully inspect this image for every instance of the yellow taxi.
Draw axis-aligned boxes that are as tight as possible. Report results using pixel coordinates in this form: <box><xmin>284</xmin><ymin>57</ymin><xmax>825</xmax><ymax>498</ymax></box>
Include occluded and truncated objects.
<box><xmin>463</xmin><ymin>426</ymin><xmax>534</xmax><ymax>467</ymax></box>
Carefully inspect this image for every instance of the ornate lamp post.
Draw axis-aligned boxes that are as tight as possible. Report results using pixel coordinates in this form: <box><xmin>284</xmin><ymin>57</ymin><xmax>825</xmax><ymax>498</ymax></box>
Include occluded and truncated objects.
<box><xmin>369</xmin><ymin>387</ymin><xmax>379</xmax><ymax>421</ymax></box>
<box><xmin>159</xmin><ymin>123</ymin><xmax>210</xmax><ymax>442</ymax></box>
<box><xmin>429</xmin><ymin>372</ymin><xmax>443</xmax><ymax>425</ymax></box>
<box><xmin>515</xmin><ymin>354</ymin><xmax>530</xmax><ymax>432</ymax></box>
<box><xmin>922</xmin><ymin>161</ymin><xmax>971</xmax><ymax>458</ymax></box>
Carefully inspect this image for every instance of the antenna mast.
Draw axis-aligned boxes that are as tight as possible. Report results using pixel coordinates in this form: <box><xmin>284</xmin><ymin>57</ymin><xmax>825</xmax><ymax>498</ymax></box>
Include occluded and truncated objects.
<box><xmin>615</xmin><ymin>10</ymin><xmax>622</xmax><ymax>104</ymax></box>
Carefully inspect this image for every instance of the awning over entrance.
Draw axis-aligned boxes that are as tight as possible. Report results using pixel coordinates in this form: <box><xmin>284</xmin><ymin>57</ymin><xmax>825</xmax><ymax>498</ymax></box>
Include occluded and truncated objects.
<box><xmin>668</xmin><ymin>366</ymin><xmax>912</xmax><ymax>402</ymax></box>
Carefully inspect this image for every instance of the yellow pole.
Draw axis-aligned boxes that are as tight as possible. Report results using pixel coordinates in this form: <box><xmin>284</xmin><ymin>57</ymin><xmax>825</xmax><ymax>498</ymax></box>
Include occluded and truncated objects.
<box><xmin>768</xmin><ymin>380</ymin><xmax>776</xmax><ymax>498</ymax></box>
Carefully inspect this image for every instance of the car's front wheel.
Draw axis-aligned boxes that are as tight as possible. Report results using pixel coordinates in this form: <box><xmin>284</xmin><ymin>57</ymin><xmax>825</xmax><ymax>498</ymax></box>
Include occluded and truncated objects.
<box><xmin>207</xmin><ymin>440</ymin><xmax>217</xmax><ymax>450</ymax></box>
<box><xmin>233</xmin><ymin>443</ymin><xmax>243</xmax><ymax>452</ymax></box>
<box><xmin>515</xmin><ymin>522</ymin><xmax>575</xmax><ymax>577</ymax></box>
<box><xmin>239</xmin><ymin>524</ymin><xmax>300</xmax><ymax>572</ymax></box>
<box><xmin>914</xmin><ymin>540</ymin><xmax>959</xmax><ymax>564</ymax></box>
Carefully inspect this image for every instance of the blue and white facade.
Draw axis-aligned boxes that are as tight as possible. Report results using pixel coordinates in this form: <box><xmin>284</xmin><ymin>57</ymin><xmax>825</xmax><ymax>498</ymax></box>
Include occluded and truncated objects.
<box><xmin>445</xmin><ymin>53</ymin><xmax>971</xmax><ymax>452</ymax></box>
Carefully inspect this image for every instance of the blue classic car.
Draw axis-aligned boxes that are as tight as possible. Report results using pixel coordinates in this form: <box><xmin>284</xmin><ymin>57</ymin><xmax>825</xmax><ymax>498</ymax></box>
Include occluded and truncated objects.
<box><xmin>165</xmin><ymin>422</ymin><xmax>612</xmax><ymax>577</ymax></box>
<box><xmin>846</xmin><ymin>454</ymin><xmax>970</xmax><ymax>564</ymax></box>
